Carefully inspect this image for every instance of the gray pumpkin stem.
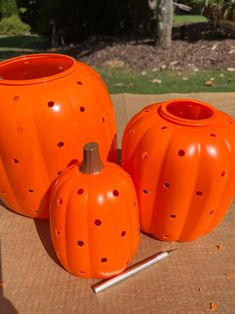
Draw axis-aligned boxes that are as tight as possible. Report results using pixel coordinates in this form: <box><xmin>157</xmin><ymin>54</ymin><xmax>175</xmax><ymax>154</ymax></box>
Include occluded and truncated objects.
<box><xmin>80</xmin><ymin>142</ymin><xmax>104</xmax><ymax>174</ymax></box>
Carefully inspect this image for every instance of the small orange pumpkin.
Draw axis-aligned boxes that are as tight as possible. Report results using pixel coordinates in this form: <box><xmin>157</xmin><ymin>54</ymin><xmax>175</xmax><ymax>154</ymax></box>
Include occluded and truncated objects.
<box><xmin>50</xmin><ymin>142</ymin><xmax>139</xmax><ymax>278</ymax></box>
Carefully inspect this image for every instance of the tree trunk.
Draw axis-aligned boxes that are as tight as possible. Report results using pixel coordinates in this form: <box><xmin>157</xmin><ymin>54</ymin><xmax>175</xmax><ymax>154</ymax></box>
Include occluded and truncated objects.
<box><xmin>156</xmin><ymin>0</ymin><xmax>173</xmax><ymax>49</ymax></box>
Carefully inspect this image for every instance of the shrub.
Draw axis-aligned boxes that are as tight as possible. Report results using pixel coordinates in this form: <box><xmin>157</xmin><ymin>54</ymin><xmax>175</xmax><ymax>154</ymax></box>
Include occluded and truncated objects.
<box><xmin>0</xmin><ymin>0</ymin><xmax>18</xmax><ymax>18</ymax></box>
<box><xmin>0</xmin><ymin>14</ymin><xmax>30</xmax><ymax>35</ymax></box>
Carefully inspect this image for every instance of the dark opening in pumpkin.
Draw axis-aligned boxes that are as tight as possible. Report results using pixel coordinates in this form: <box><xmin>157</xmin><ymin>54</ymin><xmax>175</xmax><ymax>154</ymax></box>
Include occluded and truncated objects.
<box><xmin>166</xmin><ymin>101</ymin><xmax>214</xmax><ymax>120</ymax></box>
<box><xmin>0</xmin><ymin>54</ymin><xmax>75</xmax><ymax>81</ymax></box>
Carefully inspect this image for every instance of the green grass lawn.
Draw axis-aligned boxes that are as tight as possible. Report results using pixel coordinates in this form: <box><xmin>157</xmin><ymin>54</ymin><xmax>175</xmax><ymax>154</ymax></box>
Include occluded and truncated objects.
<box><xmin>97</xmin><ymin>68</ymin><xmax>235</xmax><ymax>94</ymax></box>
<box><xmin>173</xmin><ymin>15</ymin><xmax>208</xmax><ymax>26</ymax></box>
<box><xmin>0</xmin><ymin>35</ymin><xmax>48</xmax><ymax>61</ymax></box>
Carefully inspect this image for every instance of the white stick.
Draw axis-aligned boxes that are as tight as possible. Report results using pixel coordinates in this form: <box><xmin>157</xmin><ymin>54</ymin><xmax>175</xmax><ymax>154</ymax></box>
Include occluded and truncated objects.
<box><xmin>92</xmin><ymin>249</ymin><xmax>176</xmax><ymax>294</ymax></box>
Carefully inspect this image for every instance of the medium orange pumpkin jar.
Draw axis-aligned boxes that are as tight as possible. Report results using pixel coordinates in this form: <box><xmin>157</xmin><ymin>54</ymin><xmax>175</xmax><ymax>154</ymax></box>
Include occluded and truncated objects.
<box><xmin>122</xmin><ymin>99</ymin><xmax>235</xmax><ymax>242</ymax></box>
<box><xmin>0</xmin><ymin>54</ymin><xmax>117</xmax><ymax>218</ymax></box>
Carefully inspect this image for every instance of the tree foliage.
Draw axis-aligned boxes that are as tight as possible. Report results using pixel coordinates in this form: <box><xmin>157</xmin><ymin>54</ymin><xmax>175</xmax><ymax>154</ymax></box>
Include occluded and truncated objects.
<box><xmin>17</xmin><ymin>0</ymin><xmax>132</xmax><ymax>41</ymax></box>
<box><xmin>0</xmin><ymin>14</ymin><xmax>30</xmax><ymax>34</ymax></box>
<box><xmin>0</xmin><ymin>0</ymin><xmax>30</xmax><ymax>35</ymax></box>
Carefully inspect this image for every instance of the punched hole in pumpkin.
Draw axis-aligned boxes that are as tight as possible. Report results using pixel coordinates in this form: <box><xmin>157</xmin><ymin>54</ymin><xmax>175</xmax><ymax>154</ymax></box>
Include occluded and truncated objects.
<box><xmin>80</xmin><ymin>106</ymin><xmax>85</xmax><ymax>112</ymax></box>
<box><xmin>57</xmin><ymin>141</ymin><xmax>64</xmax><ymax>148</ymax></box>
<box><xmin>113</xmin><ymin>189</ymin><xmax>119</xmax><ymax>197</ymax></box>
<box><xmin>77</xmin><ymin>188</ymin><xmax>84</xmax><ymax>195</ymax></box>
<box><xmin>28</xmin><ymin>189</ymin><xmax>34</xmax><ymax>193</ymax></box>
<box><xmin>142</xmin><ymin>152</ymin><xmax>148</xmax><ymax>159</ymax></box>
<box><xmin>48</xmin><ymin>101</ymin><xmax>54</xmax><ymax>108</ymax></box>
<box><xmin>101</xmin><ymin>258</ymin><xmax>108</xmax><ymax>263</ymax></box>
<box><xmin>170</xmin><ymin>214</ymin><xmax>176</xmax><ymax>219</ymax></box>
<box><xmin>94</xmin><ymin>219</ymin><xmax>102</xmax><ymax>226</ymax></box>
<box><xmin>67</xmin><ymin>159</ymin><xmax>79</xmax><ymax>168</ymax></box>
<box><xmin>210</xmin><ymin>210</ymin><xmax>215</xmax><ymax>215</ymax></box>
<box><xmin>121</xmin><ymin>231</ymin><xmax>126</xmax><ymax>237</ymax></box>
<box><xmin>55</xmin><ymin>179</ymin><xmax>60</xmax><ymax>187</ymax></box>
<box><xmin>77</xmin><ymin>240</ymin><xmax>84</xmax><ymax>247</ymax></box>
<box><xmin>221</xmin><ymin>171</ymin><xmax>226</xmax><ymax>177</ymax></box>
<box><xmin>196</xmin><ymin>191</ymin><xmax>203</xmax><ymax>197</ymax></box>
<box><xmin>178</xmin><ymin>150</ymin><xmax>185</xmax><ymax>157</ymax></box>
<box><xmin>13</xmin><ymin>96</ymin><xmax>20</xmax><ymax>101</ymax></box>
<box><xmin>55</xmin><ymin>230</ymin><xmax>61</xmax><ymax>237</ymax></box>
<box><xmin>12</xmin><ymin>158</ymin><xmax>19</xmax><ymax>164</ymax></box>
<box><xmin>161</xmin><ymin>126</ymin><xmax>167</xmax><ymax>130</ymax></box>
<box><xmin>143</xmin><ymin>189</ymin><xmax>149</xmax><ymax>194</ymax></box>
<box><xmin>163</xmin><ymin>182</ymin><xmax>170</xmax><ymax>189</ymax></box>
<box><xmin>57</xmin><ymin>198</ymin><xmax>63</xmax><ymax>206</ymax></box>
<box><xmin>129</xmin><ymin>128</ymin><xmax>135</xmax><ymax>135</ymax></box>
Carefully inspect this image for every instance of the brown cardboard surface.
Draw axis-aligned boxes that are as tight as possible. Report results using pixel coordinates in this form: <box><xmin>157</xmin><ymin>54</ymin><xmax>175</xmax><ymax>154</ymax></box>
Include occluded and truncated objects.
<box><xmin>1</xmin><ymin>93</ymin><xmax>235</xmax><ymax>314</ymax></box>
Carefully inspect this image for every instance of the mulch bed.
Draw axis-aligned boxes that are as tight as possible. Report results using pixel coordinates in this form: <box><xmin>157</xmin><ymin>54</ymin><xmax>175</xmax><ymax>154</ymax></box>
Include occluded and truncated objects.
<box><xmin>64</xmin><ymin>23</ymin><xmax>235</xmax><ymax>71</ymax></box>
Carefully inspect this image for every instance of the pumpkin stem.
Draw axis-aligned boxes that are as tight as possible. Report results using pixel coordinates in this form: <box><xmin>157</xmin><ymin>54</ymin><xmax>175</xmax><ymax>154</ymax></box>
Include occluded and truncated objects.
<box><xmin>80</xmin><ymin>142</ymin><xmax>104</xmax><ymax>174</ymax></box>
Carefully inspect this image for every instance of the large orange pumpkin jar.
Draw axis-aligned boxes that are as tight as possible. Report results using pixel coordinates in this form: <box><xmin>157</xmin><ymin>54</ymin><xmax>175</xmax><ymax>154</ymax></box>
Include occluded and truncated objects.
<box><xmin>0</xmin><ymin>54</ymin><xmax>117</xmax><ymax>218</ymax></box>
<box><xmin>122</xmin><ymin>99</ymin><xmax>235</xmax><ymax>242</ymax></box>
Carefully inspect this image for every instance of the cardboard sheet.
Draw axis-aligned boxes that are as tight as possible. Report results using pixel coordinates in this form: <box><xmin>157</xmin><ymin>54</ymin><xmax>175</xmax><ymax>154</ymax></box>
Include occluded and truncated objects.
<box><xmin>1</xmin><ymin>93</ymin><xmax>235</xmax><ymax>314</ymax></box>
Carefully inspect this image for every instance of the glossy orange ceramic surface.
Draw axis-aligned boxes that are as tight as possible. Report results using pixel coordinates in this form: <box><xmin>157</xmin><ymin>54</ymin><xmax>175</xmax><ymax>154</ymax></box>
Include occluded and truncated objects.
<box><xmin>50</xmin><ymin>143</ymin><xmax>139</xmax><ymax>279</ymax></box>
<box><xmin>122</xmin><ymin>99</ymin><xmax>235</xmax><ymax>241</ymax></box>
<box><xmin>0</xmin><ymin>54</ymin><xmax>117</xmax><ymax>218</ymax></box>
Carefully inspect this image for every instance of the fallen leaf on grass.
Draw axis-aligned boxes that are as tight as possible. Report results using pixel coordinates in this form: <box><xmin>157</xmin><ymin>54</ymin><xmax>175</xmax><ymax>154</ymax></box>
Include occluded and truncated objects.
<box><xmin>227</xmin><ymin>67</ymin><xmax>235</xmax><ymax>72</ymax></box>
<box><xmin>103</xmin><ymin>59</ymin><xmax>125</xmax><ymax>68</ymax></box>
<box><xmin>170</xmin><ymin>61</ymin><xmax>178</xmax><ymax>66</ymax></box>
<box><xmin>152</xmin><ymin>67</ymin><xmax>159</xmax><ymax>72</ymax></box>
<box><xmin>141</xmin><ymin>71</ymin><xmax>147</xmax><ymax>76</ymax></box>
<box><xmin>113</xmin><ymin>82</ymin><xmax>126</xmax><ymax>87</ymax></box>
<box><xmin>205</xmin><ymin>80</ymin><xmax>215</xmax><ymax>87</ymax></box>
<box><xmin>150</xmin><ymin>79</ymin><xmax>162</xmax><ymax>84</ymax></box>
<box><xmin>224</xmin><ymin>272</ymin><xmax>233</xmax><ymax>279</ymax></box>
<box><xmin>182</xmin><ymin>77</ymin><xmax>189</xmax><ymax>81</ymax></box>
<box><xmin>219</xmin><ymin>73</ymin><xmax>224</xmax><ymax>78</ymax></box>
<box><xmin>160</xmin><ymin>64</ymin><xmax>167</xmax><ymax>70</ymax></box>
<box><xmin>209</xmin><ymin>302</ymin><xmax>217</xmax><ymax>311</ymax></box>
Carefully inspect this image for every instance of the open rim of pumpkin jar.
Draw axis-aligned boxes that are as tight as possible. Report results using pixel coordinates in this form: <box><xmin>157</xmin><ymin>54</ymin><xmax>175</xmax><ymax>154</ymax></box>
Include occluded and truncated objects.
<box><xmin>158</xmin><ymin>99</ymin><xmax>218</xmax><ymax>126</ymax></box>
<box><xmin>0</xmin><ymin>53</ymin><xmax>77</xmax><ymax>85</ymax></box>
